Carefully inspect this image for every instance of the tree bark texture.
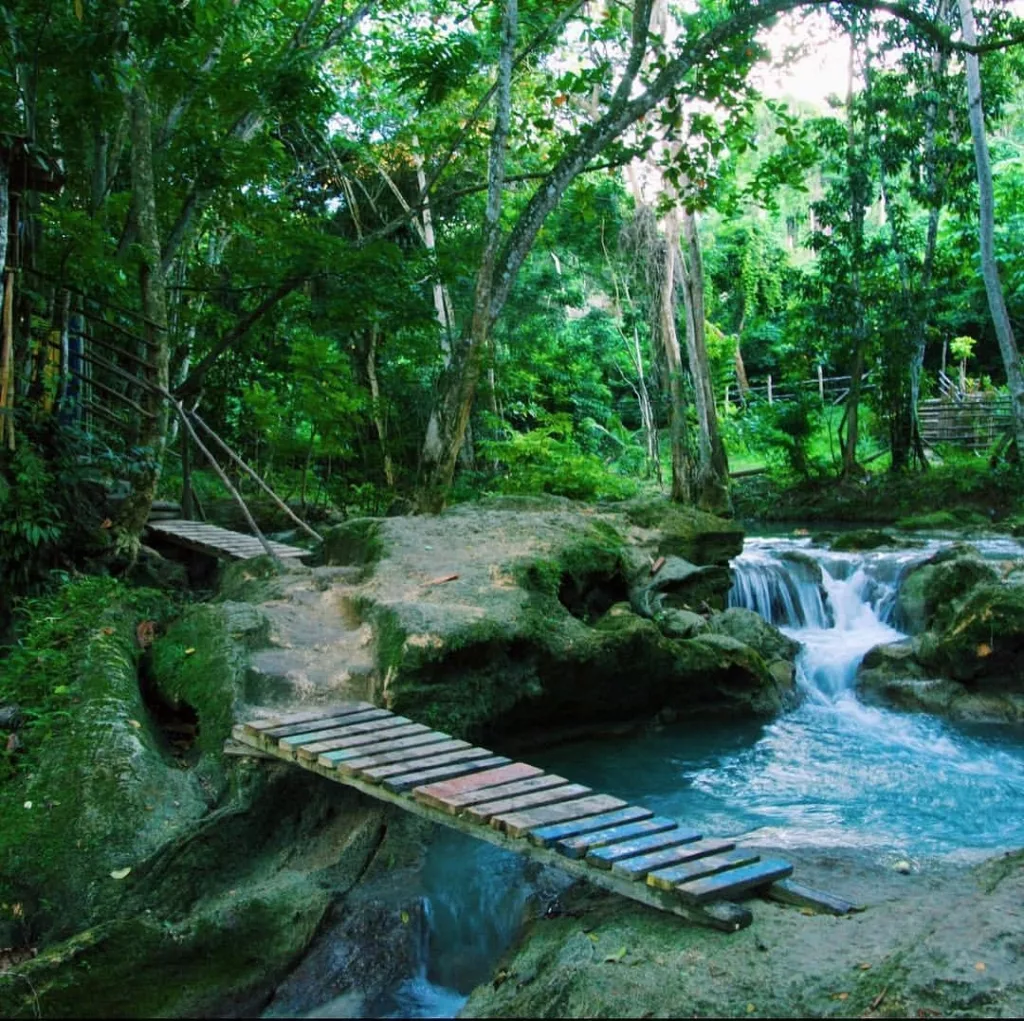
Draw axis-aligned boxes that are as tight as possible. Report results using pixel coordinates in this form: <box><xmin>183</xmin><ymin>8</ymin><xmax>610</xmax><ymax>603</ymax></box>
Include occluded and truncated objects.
<box><xmin>958</xmin><ymin>0</ymin><xmax>1024</xmax><ymax>451</ymax></box>
<box><xmin>680</xmin><ymin>209</ymin><xmax>730</xmax><ymax>512</ymax></box>
<box><xmin>418</xmin><ymin>0</ymin><xmax>517</xmax><ymax>511</ymax></box>
<box><xmin>115</xmin><ymin>83</ymin><xmax>171</xmax><ymax>540</ymax></box>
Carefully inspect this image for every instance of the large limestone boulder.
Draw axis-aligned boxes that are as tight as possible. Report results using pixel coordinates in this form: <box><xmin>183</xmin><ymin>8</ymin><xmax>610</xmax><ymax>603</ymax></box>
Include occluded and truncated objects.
<box><xmin>928</xmin><ymin>583</ymin><xmax>1024</xmax><ymax>686</ymax></box>
<box><xmin>320</xmin><ymin>502</ymin><xmax>784</xmax><ymax>738</ymax></box>
<box><xmin>895</xmin><ymin>544</ymin><xmax>998</xmax><ymax>634</ymax></box>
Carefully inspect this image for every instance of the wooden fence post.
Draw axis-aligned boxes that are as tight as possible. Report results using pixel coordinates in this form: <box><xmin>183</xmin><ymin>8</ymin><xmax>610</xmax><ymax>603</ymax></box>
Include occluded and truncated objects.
<box><xmin>767</xmin><ymin>374</ymin><xmax>773</xmax><ymax>405</ymax></box>
<box><xmin>817</xmin><ymin>364</ymin><xmax>824</xmax><ymax>402</ymax></box>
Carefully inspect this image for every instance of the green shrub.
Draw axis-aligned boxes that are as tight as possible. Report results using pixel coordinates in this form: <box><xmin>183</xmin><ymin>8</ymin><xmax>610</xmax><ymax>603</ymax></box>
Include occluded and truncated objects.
<box><xmin>476</xmin><ymin>414</ymin><xmax>638</xmax><ymax>502</ymax></box>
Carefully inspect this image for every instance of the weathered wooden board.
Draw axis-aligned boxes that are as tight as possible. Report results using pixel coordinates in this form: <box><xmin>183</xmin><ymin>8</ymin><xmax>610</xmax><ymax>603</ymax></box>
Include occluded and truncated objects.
<box><xmin>462</xmin><ymin>784</ymin><xmax>591</xmax><ymax>824</ymax></box>
<box><xmin>279</xmin><ymin>710</ymin><xmax>397</xmax><ymax>749</ymax></box>
<box><xmin>586</xmin><ymin>826</ymin><xmax>703</xmax><ymax>870</ymax></box>
<box><xmin>244</xmin><ymin>706</ymin><xmax>368</xmax><ymax>734</ymax></box>
<box><xmin>286</xmin><ymin>717</ymin><xmax>412</xmax><ymax>756</ymax></box>
<box><xmin>336</xmin><ymin>739</ymin><xmax>471</xmax><ymax>773</ymax></box>
<box><xmin>492</xmin><ymin>795</ymin><xmax>628</xmax><ymax>838</ymax></box>
<box><xmin>382</xmin><ymin>756</ymin><xmax>511</xmax><ymax>793</ymax></box>
<box><xmin>262</xmin><ymin>706</ymin><xmax>379</xmax><ymax>738</ymax></box>
<box><xmin>413</xmin><ymin>763</ymin><xmax>544</xmax><ymax>808</ymax></box>
<box><xmin>646</xmin><ymin>850</ymin><xmax>760</xmax><ymax>892</ymax></box>
<box><xmin>610</xmin><ymin>839</ymin><xmax>735</xmax><ymax>882</ymax></box>
<box><xmin>676</xmin><ymin>858</ymin><xmax>793</xmax><ymax>904</ymax></box>
<box><xmin>435</xmin><ymin>774</ymin><xmax>569</xmax><ymax>813</ymax></box>
<box><xmin>321</xmin><ymin>730</ymin><xmax>449</xmax><ymax>766</ymax></box>
<box><xmin>530</xmin><ymin>806</ymin><xmax>655</xmax><ymax>849</ymax></box>
<box><xmin>315</xmin><ymin>724</ymin><xmax>434</xmax><ymax>759</ymax></box>
<box><xmin>358</xmin><ymin>747</ymin><xmax>494</xmax><ymax>782</ymax></box>
<box><xmin>763</xmin><ymin>878</ymin><xmax>861</xmax><ymax>916</ymax></box>
<box><xmin>556</xmin><ymin>816</ymin><xmax>680</xmax><ymax>859</ymax></box>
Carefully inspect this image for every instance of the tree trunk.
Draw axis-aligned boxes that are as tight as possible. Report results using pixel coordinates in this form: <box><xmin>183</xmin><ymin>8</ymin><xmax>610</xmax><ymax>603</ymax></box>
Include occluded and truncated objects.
<box><xmin>841</xmin><ymin>33</ymin><xmax>869</xmax><ymax>480</ymax></box>
<box><xmin>366</xmin><ymin>324</ymin><xmax>395</xmax><ymax>488</ymax></box>
<box><xmin>418</xmin><ymin>0</ymin><xmax>517</xmax><ymax>512</ymax></box>
<box><xmin>958</xmin><ymin>0</ymin><xmax>1024</xmax><ymax>451</ymax></box>
<box><xmin>660</xmin><ymin>209</ymin><xmax>695</xmax><ymax>503</ymax></box>
<box><xmin>0</xmin><ymin>160</ymin><xmax>12</xmax><ymax>449</ymax></box>
<box><xmin>679</xmin><ymin>208</ymin><xmax>729</xmax><ymax>512</ymax></box>
<box><xmin>115</xmin><ymin>83</ymin><xmax>170</xmax><ymax>541</ymax></box>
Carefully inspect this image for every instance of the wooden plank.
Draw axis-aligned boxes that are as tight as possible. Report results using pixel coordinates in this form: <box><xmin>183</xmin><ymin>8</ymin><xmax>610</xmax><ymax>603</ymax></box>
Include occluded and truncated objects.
<box><xmin>382</xmin><ymin>756</ymin><xmax>511</xmax><ymax>793</ymax></box>
<box><xmin>435</xmin><ymin>774</ymin><xmax>570</xmax><ymax>813</ymax></box>
<box><xmin>492</xmin><ymin>795</ymin><xmax>628</xmax><ymax>839</ymax></box>
<box><xmin>646</xmin><ymin>849</ymin><xmax>760</xmax><ymax>891</ymax></box>
<box><xmin>530</xmin><ymin>807</ymin><xmax>655</xmax><ymax>849</ymax></box>
<box><xmin>764</xmin><ymin>878</ymin><xmax>861</xmax><ymax>916</ymax></box>
<box><xmin>243</xmin><ymin>706</ymin><xmax>369</xmax><ymax>734</ymax></box>
<box><xmin>555</xmin><ymin>816</ymin><xmax>679</xmax><ymax>859</ymax></box>
<box><xmin>586</xmin><ymin>826</ymin><xmax>703</xmax><ymax>869</ymax></box>
<box><xmin>610</xmin><ymin>838</ymin><xmax>735</xmax><ymax>882</ymax></box>
<box><xmin>676</xmin><ymin>858</ymin><xmax>793</xmax><ymax>904</ymax></box>
<box><xmin>413</xmin><ymin>763</ymin><xmax>544</xmax><ymax>805</ymax></box>
<box><xmin>278</xmin><ymin>713</ymin><xmax>405</xmax><ymax>752</ymax></box>
<box><xmin>261</xmin><ymin>705</ymin><xmax>378</xmax><ymax>737</ymax></box>
<box><xmin>295</xmin><ymin>720</ymin><xmax>416</xmax><ymax>761</ymax></box>
<box><xmin>314</xmin><ymin>724</ymin><xmax>435</xmax><ymax>759</ymax></box>
<box><xmin>335</xmin><ymin>739</ymin><xmax>470</xmax><ymax>773</ymax></box>
<box><xmin>462</xmin><ymin>783</ymin><xmax>591</xmax><ymax>824</ymax></box>
<box><xmin>357</xmin><ymin>746</ymin><xmax>494</xmax><ymax>782</ymax></box>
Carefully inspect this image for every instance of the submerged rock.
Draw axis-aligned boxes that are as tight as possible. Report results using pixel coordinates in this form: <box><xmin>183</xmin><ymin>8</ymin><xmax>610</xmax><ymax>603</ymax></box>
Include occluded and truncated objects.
<box><xmin>831</xmin><ymin>528</ymin><xmax>900</xmax><ymax>551</ymax></box>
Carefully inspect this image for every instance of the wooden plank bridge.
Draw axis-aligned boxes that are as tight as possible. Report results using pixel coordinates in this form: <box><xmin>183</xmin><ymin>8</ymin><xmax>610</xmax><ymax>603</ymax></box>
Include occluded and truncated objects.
<box><xmin>147</xmin><ymin>518</ymin><xmax>308</xmax><ymax>561</ymax></box>
<box><xmin>231</xmin><ymin>703</ymin><xmax>857</xmax><ymax>932</ymax></box>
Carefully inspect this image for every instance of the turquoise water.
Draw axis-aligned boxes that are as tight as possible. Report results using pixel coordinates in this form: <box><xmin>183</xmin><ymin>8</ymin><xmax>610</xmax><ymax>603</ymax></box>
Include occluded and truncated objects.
<box><xmin>353</xmin><ymin>538</ymin><xmax>1024</xmax><ymax>1018</ymax></box>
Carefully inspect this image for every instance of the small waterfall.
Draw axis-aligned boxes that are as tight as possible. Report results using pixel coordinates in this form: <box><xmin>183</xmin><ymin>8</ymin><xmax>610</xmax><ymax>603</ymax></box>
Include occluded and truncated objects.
<box><xmin>729</xmin><ymin>541</ymin><xmax>906</xmax><ymax>698</ymax></box>
<box><xmin>727</xmin><ymin>548</ymin><xmax>831</xmax><ymax>629</ymax></box>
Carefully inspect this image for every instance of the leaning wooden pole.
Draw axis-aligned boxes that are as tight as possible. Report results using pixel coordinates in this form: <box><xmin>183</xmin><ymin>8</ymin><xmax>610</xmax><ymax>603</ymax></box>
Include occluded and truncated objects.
<box><xmin>172</xmin><ymin>402</ymin><xmax>281</xmax><ymax>564</ymax></box>
<box><xmin>188</xmin><ymin>411</ymin><xmax>323</xmax><ymax>543</ymax></box>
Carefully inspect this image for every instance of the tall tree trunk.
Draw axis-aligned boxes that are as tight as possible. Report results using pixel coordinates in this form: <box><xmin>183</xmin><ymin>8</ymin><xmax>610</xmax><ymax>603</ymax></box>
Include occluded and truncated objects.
<box><xmin>115</xmin><ymin>83</ymin><xmax>170</xmax><ymax>542</ymax></box>
<box><xmin>958</xmin><ymin>0</ymin><xmax>1024</xmax><ymax>452</ymax></box>
<box><xmin>366</xmin><ymin>324</ymin><xmax>395</xmax><ymax>487</ymax></box>
<box><xmin>0</xmin><ymin>159</ymin><xmax>12</xmax><ymax>449</ymax></box>
<box><xmin>660</xmin><ymin>209</ymin><xmax>695</xmax><ymax>503</ymax></box>
<box><xmin>679</xmin><ymin>208</ymin><xmax>730</xmax><ymax>512</ymax></box>
<box><xmin>418</xmin><ymin>0</ymin><xmax>517</xmax><ymax>512</ymax></box>
<box><xmin>842</xmin><ymin>33</ymin><xmax>869</xmax><ymax>480</ymax></box>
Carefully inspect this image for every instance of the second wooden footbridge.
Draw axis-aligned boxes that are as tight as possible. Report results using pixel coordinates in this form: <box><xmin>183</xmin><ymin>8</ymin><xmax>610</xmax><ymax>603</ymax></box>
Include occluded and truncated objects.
<box><xmin>231</xmin><ymin>703</ymin><xmax>857</xmax><ymax>932</ymax></box>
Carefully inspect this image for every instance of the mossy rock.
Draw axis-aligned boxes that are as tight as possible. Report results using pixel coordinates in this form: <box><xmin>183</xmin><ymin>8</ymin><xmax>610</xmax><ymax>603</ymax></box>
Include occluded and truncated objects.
<box><xmin>831</xmin><ymin>529</ymin><xmax>900</xmax><ymax>551</ymax></box>
<box><xmin>655</xmin><ymin>608</ymin><xmax>708</xmax><ymax>640</ymax></box>
<box><xmin>707</xmin><ymin>607</ymin><xmax>800</xmax><ymax>663</ymax></box>
<box><xmin>0</xmin><ymin>873</ymin><xmax>330</xmax><ymax>1019</ymax></box>
<box><xmin>933</xmin><ymin>583</ymin><xmax>1024</xmax><ymax>685</ymax></box>
<box><xmin>623</xmin><ymin>499</ymin><xmax>743</xmax><ymax>565</ymax></box>
<box><xmin>0</xmin><ymin>609</ymin><xmax>210</xmax><ymax>944</ymax></box>
<box><xmin>149</xmin><ymin>600</ymin><xmax>269</xmax><ymax>754</ymax></box>
<box><xmin>320</xmin><ymin>518</ymin><xmax>387</xmax><ymax>573</ymax></box>
<box><xmin>895</xmin><ymin>549</ymin><xmax>997</xmax><ymax>634</ymax></box>
<box><xmin>630</xmin><ymin>556</ymin><xmax>732</xmax><ymax>617</ymax></box>
<box><xmin>896</xmin><ymin>509</ymin><xmax>989</xmax><ymax>530</ymax></box>
<box><xmin>778</xmin><ymin>549</ymin><xmax>824</xmax><ymax>586</ymax></box>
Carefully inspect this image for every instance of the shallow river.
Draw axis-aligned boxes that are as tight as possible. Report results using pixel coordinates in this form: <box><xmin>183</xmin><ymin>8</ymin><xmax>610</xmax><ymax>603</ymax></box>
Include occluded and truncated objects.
<box><xmin>327</xmin><ymin>536</ymin><xmax>1024</xmax><ymax>1018</ymax></box>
